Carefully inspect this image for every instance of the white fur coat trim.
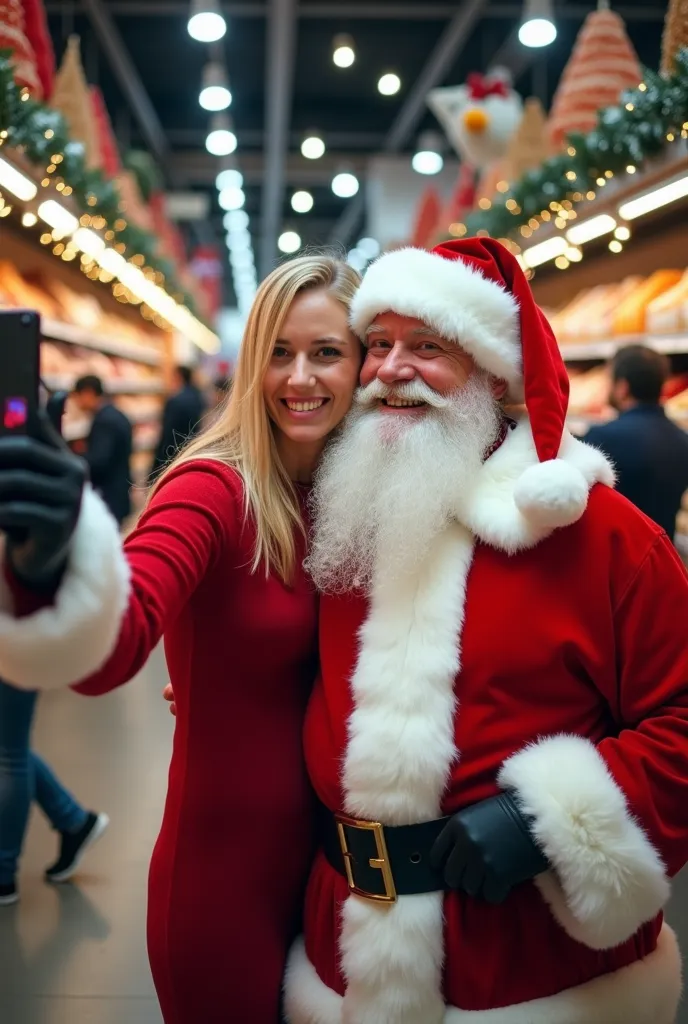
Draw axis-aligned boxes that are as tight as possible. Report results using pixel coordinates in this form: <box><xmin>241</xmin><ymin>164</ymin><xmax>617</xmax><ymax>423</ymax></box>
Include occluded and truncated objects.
<box><xmin>285</xmin><ymin>924</ymin><xmax>681</xmax><ymax>1024</ymax></box>
<box><xmin>458</xmin><ymin>417</ymin><xmax>615</xmax><ymax>554</ymax></box>
<box><xmin>499</xmin><ymin>735</ymin><xmax>670</xmax><ymax>950</ymax></box>
<box><xmin>0</xmin><ymin>486</ymin><xmax>130</xmax><ymax>690</ymax></box>
<box><xmin>339</xmin><ymin>523</ymin><xmax>475</xmax><ymax>1024</ymax></box>
<box><xmin>349</xmin><ymin>247</ymin><xmax>522</xmax><ymax>396</ymax></box>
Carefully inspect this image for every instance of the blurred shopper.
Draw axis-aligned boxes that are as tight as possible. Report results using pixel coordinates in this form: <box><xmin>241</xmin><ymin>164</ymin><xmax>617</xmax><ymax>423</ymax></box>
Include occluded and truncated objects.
<box><xmin>0</xmin><ymin>677</ymin><xmax>109</xmax><ymax>905</ymax></box>
<box><xmin>73</xmin><ymin>375</ymin><xmax>133</xmax><ymax>527</ymax></box>
<box><xmin>150</xmin><ymin>364</ymin><xmax>205</xmax><ymax>477</ymax></box>
<box><xmin>202</xmin><ymin>375</ymin><xmax>231</xmax><ymax>430</ymax></box>
<box><xmin>0</xmin><ymin>256</ymin><xmax>361</xmax><ymax>1022</ymax></box>
<box><xmin>586</xmin><ymin>345</ymin><xmax>688</xmax><ymax>540</ymax></box>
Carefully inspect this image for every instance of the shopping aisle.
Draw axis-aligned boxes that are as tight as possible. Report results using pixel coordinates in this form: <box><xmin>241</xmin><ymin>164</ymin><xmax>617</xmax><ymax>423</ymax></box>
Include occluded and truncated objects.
<box><xmin>0</xmin><ymin>647</ymin><xmax>172</xmax><ymax>1024</ymax></box>
<box><xmin>2</xmin><ymin>641</ymin><xmax>688</xmax><ymax>1024</ymax></box>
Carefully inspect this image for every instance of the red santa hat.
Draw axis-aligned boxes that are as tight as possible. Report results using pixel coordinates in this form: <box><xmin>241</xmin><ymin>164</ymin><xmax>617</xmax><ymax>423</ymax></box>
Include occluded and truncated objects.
<box><xmin>349</xmin><ymin>237</ymin><xmax>590</xmax><ymax>530</ymax></box>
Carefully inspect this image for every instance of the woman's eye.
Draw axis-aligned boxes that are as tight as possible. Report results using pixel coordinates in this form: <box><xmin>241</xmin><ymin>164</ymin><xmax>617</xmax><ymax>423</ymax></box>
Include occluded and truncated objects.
<box><xmin>318</xmin><ymin>346</ymin><xmax>341</xmax><ymax>358</ymax></box>
<box><xmin>272</xmin><ymin>346</ymin><xmax>289</xmax><ymax>358</ymax></box>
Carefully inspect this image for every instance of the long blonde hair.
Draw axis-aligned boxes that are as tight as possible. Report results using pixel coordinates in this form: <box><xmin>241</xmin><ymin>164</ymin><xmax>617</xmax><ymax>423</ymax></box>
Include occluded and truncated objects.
<box><xmin>154</xmin><ymin>253</ymin><xmax>361</xmax><ymax>582</ymax></box>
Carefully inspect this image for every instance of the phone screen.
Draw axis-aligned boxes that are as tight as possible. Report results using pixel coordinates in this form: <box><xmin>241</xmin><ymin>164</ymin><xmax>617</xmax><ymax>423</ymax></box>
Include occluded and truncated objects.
<box><xmin>0</xmin><ymin>309</ymin><xmax>40</xmax><ymax>436</ymax></box>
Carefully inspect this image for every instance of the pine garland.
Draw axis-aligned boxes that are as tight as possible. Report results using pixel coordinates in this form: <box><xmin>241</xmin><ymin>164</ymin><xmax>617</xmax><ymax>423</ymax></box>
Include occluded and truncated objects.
<box><xmin>455</xmin><ymin>47</ymin><xmax>688</xmax><ymax>244</ymax></box>
<box><xmin>0</xmin><ymin>49</ymin><xmax>193</xmax><ymax>315</ymax></box>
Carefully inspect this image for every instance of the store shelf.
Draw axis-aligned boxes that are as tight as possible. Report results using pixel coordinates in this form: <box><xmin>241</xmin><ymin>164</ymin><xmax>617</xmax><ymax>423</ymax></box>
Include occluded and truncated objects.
<box><xmin>560</xmin><ymin>334</ymin><xmax>688</xmax><ymax>361</ymax></box>
<box><xmin>41</xmin><ymin>318</ymin><xmax>163</xmax><ymax>367</ymax></box>
<box><xmin>43</xmin><ymin>374</ymin><xmax>166</xmax><ymax>395</ymax></box>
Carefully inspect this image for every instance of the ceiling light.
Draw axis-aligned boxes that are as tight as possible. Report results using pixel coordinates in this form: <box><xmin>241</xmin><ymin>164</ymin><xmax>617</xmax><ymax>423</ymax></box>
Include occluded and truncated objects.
<box><xmin>224</xmin><ymin>209</ymin><xmax>249</xmax><ymax>230</ymax></box>
<box><xmin>518</xmin><ymin>0</ymin><xmax>557</xmax><ymax>47</ymax></box>
<box><xmin>0</xmin><ymin>157</ymin><xmax>38</xmax><ymax>201</ymax></box>
<box><xmin>521</xmin><ymin>235</ymin><xmax>568</xmax><ymax>269</ymax></box>
<box><xmin>565</xmin><ymin>214</ymin><xmax>617</xmax><ymax>246</ymax></box>
<box><xmin>72</xmin><ymin>228</ymin><xmax>105</xmax><ymax>257</ymax></box>
<box><xmin>230</xmin><ymin>249</ymin><xmax>254</xmax><ymax>270</ymax></box>
<box><xmin>206</xmin><ymin>117</ymin><xmax>237</xmax><ymax>156</ymax></box>
<box><xmin>378</xmin><ymin>72</ymin><xmax>401</xmax><ymax>96</ymax></box>
<box><xmin>301</xmin><ymin>134</ymin><xmax>326</xmax><ymax>160</ymax></box>
<box><xmin>291</xmin><ymin>190</ymin><xmax>314</xmax><ymax>214</ymax></box>
<box><xmin>21</xmin><ymin>211</ymin><xmax>37</xmax><ymax>227</ymax></box>
<box><xmin>188</xmin><ymin>0</ymin><xmax>226</xmax><ymax>42</ymax></box>
<box><xmin>347</xmin><ymin>249</ymin><xmax>367</xmax><ymax>272</ymax></box>
<box><xmin>226</xmin><ymin>228</ymin><xmax>251</xmax><ymax>250</ymax></box>
<box><xmin>37</xmin><ymin>200</ymin><xmax>78</xmax><ymax>237</ymax></box>
<box><xmin>333</xmin><ymin>33</ymin><xmax>355</xmax><ymax>68</ymax></box>
<box><xmin>412</xmin><ymin>132</ymin><xmax>444</xmax><ymax>176</ymax></box>
<box><xmin>216</xmin><ymin>168</ymin><xmax>243</xmax><ymax>191</ymax></box>
<box><xmin>199</xmin><ymin>62</ymin><xmax>231</xmax><ymax>111</ymax></box>
<box><xmin>618</xmin><ymin>174</ymin><xmax>688</xmax><ymax>220</ymax></box>
<box><xmin>356</xmin><ymin>237</ymin><xmax>380</xmax><ymax>260</ymax></box>
<box><xmin>608</xmin><ymin>240</ymin><xmax>623</xmax><ymax>253</ymax></box>
<box><xmin>614</xmin><ymin>226</ymin><xmax>631</xmax><ymax>241</ymax></box>
<box><xmin>218</xmin><ymin>185</ymin><xmax>245</xmax><ymax>210</ymax></box>
<box><xmin>332</xmin><ymin>171</ymin><xmax>359</xmax><ymax>198</ymax></box>
<box><xmin>278</xmin><ymin>230</ymin><xmax>301</xmax><ymax>254</ymax></box>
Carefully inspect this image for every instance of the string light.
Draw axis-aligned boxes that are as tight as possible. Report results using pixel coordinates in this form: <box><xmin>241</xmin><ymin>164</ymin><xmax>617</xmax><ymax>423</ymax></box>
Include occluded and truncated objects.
<box><xmin>478</xmin><ymin>197</ymin><xmax>492</xmax><ymax>210</ymax></box>
<box><xmin>639</xmin><ymin>82</ymin><xmax>647</xmax><ymax>92</ymax></box>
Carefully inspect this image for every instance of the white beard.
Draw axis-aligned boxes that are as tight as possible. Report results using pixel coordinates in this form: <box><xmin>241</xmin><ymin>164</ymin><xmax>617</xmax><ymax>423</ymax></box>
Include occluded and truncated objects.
<box><xmin>306</xmin><ymin>373</ymin><xmax>501</xmax><ymax>593</ymax></box>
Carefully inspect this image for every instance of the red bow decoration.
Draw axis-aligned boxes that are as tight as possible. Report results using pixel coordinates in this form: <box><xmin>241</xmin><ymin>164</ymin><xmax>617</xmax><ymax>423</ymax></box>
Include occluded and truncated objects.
<box><xmin>466</xmin><ymin>72</ymin><xmax>509</xmax><ymax>101</ymax></box>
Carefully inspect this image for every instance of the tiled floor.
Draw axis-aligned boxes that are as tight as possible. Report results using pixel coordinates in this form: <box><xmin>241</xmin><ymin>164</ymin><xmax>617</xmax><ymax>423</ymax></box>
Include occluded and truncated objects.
<box><xmin>1</xmin><ymin>645</ymin><xmax>687</xmax><ymax>1023</ymax></box>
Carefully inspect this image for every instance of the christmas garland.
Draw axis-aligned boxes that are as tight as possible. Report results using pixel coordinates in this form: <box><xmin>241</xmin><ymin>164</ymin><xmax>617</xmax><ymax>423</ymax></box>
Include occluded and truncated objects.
<box><xmin>0</xmin><ymin>49</ymin><xmax>198</xmax><ymax>316</ymax></box>
<box><xmin>458</xmin><ymin>47</ymin><xmax>688</xmax><ymax>243</ymax></box>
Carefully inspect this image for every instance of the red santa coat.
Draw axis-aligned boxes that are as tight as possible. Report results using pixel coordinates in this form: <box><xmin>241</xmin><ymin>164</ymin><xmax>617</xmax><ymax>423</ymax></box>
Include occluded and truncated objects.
<box><xmin>285</xmin><ymin>418</ymin><xmax>688</xmax><ymax>1024</ymax></box>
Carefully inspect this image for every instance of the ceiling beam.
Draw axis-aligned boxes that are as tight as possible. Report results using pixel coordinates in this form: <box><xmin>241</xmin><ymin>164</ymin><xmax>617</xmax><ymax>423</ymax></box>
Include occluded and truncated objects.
<box><xmin>171</xmin><ymin>149</ymin><xmax>375</xmax><ymax>186</ymax></box>
<box><xmin>259</xmin><ymin>0</ymin><xmax>298</xmax><ymax>277</ymax></box>
<box><xmin>166</xmin><ymin>128</ymin><xmax>386</xmax><ymax>150</ymax></box>
<box><xmin>328</xmin><ymin>0</ymin><xmax>490</xmax><ymax>248</ymax></box>
<box><xmin>80</xmin><ymin>0</ymin><xmax>170</xmax><ymax>169</ymax></box>
<box><xmin>45</xmin><ymin>1</ymin><xmax>666</xmax><ymax>19</ymax></box>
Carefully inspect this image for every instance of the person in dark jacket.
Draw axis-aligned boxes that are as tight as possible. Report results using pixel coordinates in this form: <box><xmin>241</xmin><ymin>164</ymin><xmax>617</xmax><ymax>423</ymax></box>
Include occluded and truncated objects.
<box><xmin>150</xmin><ymin>365</ymin><xmax>205</xmax><ymax>479</ymax></box>
<box><xmin>73</xmin><ymin>375</ymin><xmax>133</xmax><ymax>526</ymax></box>
<box><xmin>586</xmin><ymin>345</ymin><xmax>688</xmax><ymax>541</ymax></box>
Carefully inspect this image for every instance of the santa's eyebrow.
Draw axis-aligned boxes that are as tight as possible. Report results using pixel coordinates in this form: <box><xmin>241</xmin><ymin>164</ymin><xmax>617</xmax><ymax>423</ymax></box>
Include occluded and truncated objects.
<box><xmin>364</xmin><ymin>324</ymin><xmax>386</xmax><ymax>336</ymax></box>
<box><xmin>410</xmin><ymin>326</ymin><xmax>442</xmax><ymax>338</ymax></box>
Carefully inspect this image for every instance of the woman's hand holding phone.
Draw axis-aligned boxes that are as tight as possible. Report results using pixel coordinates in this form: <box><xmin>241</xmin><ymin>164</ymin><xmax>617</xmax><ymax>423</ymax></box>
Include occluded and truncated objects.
<box><xmin>0</xmin><ymin>400</ymin><xmax>87</xmax><ymax>590</ymax></box>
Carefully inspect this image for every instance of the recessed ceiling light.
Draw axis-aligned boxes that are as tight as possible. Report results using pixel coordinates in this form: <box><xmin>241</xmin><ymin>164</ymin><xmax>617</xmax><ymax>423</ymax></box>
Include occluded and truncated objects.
<box><xmin>378</xmin><ymin>73</ymin><xmax>401</xmax><ymax>96</ymax></box>
<box><xmin>291</xmin><ymin>190</ymin><xmax>314</xmax><ymax>213</ymax></box>
<box><xmin>301</xmin><ymin>135</ymin><xmax>326</xmax><ymax>160</ymax></box>
<box><xmin>278</xmin><ymin>230</ymin><xmax>301</xmax><ymax>254</ymax></box>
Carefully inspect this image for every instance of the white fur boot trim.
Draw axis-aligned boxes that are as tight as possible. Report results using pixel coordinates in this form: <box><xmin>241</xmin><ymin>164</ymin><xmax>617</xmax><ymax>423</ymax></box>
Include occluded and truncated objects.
<box><xmin>284</xmin><ymin>924</ymin><xmax>681</xmax><ymax>1024</ymax></box>
<box><xmin>0</xmin><ymin>486</ymin><xmax>130</xmax><ymax>689</ymax></box>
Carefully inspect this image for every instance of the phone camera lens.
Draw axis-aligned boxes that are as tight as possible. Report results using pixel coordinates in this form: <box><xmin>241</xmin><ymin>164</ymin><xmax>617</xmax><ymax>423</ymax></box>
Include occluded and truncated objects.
<box><xmin>20</xmin><ymin>313</ymin><xmax>32</xmax><ymax>327</ymax></box>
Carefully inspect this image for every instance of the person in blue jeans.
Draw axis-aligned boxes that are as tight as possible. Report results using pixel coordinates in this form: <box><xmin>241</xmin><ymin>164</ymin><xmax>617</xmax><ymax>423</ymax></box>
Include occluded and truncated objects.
<box><xmin>0</xmin><ymin>679</ymin><xmax>109</xmax><ymax>906</ymax></box>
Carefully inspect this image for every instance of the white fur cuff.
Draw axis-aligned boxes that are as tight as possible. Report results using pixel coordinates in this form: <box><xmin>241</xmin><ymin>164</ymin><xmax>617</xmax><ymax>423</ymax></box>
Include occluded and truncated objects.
<box><xmin>0</xmin><ymin>486</ymin><xmax>130</xmax><ymax>690</ymax></box>
<box><xmin>499</xmin><ymin>735</ymin><xmax>670</xmax><ymax>950</ymax></box>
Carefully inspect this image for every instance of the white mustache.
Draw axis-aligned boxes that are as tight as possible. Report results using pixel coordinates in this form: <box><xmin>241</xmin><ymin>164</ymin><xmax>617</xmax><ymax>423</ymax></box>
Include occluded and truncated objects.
<box><xmin>354</xmin><ymin>378</ymin><xmax>450</xmax><ymax>410</ymax></box>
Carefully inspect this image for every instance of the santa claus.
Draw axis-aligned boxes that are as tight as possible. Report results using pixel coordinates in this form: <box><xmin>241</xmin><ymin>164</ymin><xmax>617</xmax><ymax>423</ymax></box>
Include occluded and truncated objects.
<box><xmin>284</xmin><ymin>238</ymin><xmax>688</xmax><ymax>1024</ymax></box>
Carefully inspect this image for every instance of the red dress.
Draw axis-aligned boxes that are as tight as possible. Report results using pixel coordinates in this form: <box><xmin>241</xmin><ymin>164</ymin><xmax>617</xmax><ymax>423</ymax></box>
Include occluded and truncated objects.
<box><xmin>69</xmin><ymin>461</ymin><xmax>319</xmax><ymax>1023</ymax></box>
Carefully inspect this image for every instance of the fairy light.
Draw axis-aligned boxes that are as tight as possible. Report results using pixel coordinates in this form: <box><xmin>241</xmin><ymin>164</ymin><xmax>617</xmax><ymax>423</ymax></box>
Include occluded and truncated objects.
<box><xmin>478</xmin><ymin>197</ymin><xmax>492</xmax><ymax>210</ymax></box>
<box><xmin>586</xmin><ymin>190</ymin><xmax>596</xmax><ymax>200</ymax></box>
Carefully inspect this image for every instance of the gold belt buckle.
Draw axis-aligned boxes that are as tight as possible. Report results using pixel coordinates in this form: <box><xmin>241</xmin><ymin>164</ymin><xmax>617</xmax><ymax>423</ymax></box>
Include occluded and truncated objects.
<box><xmin>335</xmin><ymin>813</ymin><xmax>397</xmax><ymax>905</ymax></box>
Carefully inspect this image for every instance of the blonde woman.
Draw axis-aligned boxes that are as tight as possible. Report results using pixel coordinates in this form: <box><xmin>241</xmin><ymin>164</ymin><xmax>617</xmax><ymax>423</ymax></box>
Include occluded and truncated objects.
<box><xmin>0</xmin><ymin>255</ymin><xmax>362</xmax><ymax>1023</ymax></box>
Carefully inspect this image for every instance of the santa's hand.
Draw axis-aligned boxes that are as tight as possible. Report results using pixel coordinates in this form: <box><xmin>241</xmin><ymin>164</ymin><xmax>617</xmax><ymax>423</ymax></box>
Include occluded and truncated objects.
<box><xmin>430</xmin><ymin>793</ymin><xmax>549</xmax><ymax>904</ymax></box>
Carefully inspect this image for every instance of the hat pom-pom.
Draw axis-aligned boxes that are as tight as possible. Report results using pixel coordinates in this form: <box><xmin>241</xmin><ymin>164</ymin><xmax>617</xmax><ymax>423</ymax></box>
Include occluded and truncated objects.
<box><xmin>514</xmin><ymin>459</ymin><xmax>589</xmax><ymax>529</ymax></box>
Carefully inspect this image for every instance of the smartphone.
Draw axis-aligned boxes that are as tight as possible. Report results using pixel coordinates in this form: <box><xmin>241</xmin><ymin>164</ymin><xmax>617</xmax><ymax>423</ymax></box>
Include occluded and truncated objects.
<box><xmin>0</xmin><ymin>309</ymin><xmax>40</xmax><ymax>436</ymax></box>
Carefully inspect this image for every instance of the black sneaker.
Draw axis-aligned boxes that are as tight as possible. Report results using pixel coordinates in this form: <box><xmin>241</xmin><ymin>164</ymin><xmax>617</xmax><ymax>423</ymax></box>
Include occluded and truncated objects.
<box><xmin>0</xmin><ymin>881</ymin><xmax>18</xmax><ymax>906</ymax></box>
<box><xmin>45</xmin><ymin>811</ymin><xmax>110</xmax><ymax>884</ymax></box>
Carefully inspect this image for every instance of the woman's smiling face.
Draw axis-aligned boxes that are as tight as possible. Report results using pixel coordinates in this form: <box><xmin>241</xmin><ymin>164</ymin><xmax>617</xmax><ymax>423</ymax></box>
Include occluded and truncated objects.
<box><xmin>263</xmin><ymin>287</ymin><xmax>362</xmax><ymax>448</ymax></box>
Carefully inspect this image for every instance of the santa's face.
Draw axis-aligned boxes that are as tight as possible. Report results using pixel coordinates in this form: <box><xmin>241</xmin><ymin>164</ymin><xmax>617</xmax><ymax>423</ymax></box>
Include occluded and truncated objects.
<box><xmin>361</xmin><ymin>311</ymin><xmax>477</xmax><ymax>417</ymax></box>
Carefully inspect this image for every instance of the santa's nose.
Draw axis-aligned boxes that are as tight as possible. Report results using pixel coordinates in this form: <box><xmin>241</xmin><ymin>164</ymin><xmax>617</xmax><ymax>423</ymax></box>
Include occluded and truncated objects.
<box><xmin>463</xmin><ymin>107</ymin><xmax>489</xmax><ymax>134</ymax></box>
<box><xmin>377</xmin><ymin>343</ymin><xmax>415</xmax><ymax>385</ymax></box>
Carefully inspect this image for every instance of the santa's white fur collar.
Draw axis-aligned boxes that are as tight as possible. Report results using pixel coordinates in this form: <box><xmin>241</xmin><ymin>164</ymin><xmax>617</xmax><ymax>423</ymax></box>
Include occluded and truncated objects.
<box><xmin>457</xmin><ymin>416</ymin><xmax>615</xmax><ymax>554</ymax></box>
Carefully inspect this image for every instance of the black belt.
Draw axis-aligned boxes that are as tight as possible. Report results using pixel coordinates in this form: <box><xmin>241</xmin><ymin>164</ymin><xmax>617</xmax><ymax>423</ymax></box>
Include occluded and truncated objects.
<box><xmin>320</xmin><ymin>805</ymin><xmax>450</xmax><ymax>904</ymax></box>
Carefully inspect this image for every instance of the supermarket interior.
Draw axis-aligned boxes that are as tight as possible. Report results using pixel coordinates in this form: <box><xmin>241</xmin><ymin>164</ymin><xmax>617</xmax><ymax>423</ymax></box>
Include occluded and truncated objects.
<box><xmin>1</xmin><ymin>0</ymin><xmax>688</xmax><ymax>1022</ymax></box>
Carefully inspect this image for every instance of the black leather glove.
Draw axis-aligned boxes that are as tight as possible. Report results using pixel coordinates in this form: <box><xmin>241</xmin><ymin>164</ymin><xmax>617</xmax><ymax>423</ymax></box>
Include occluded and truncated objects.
<box><xmin>430</xmin><ymin>792</ymin><xmax>549</xmax><ymax>904</ymax></box>
<box><xmin>0</xmin><ymin>395</ymin><xmax>87</xmax><ymax>590</ymax></box>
